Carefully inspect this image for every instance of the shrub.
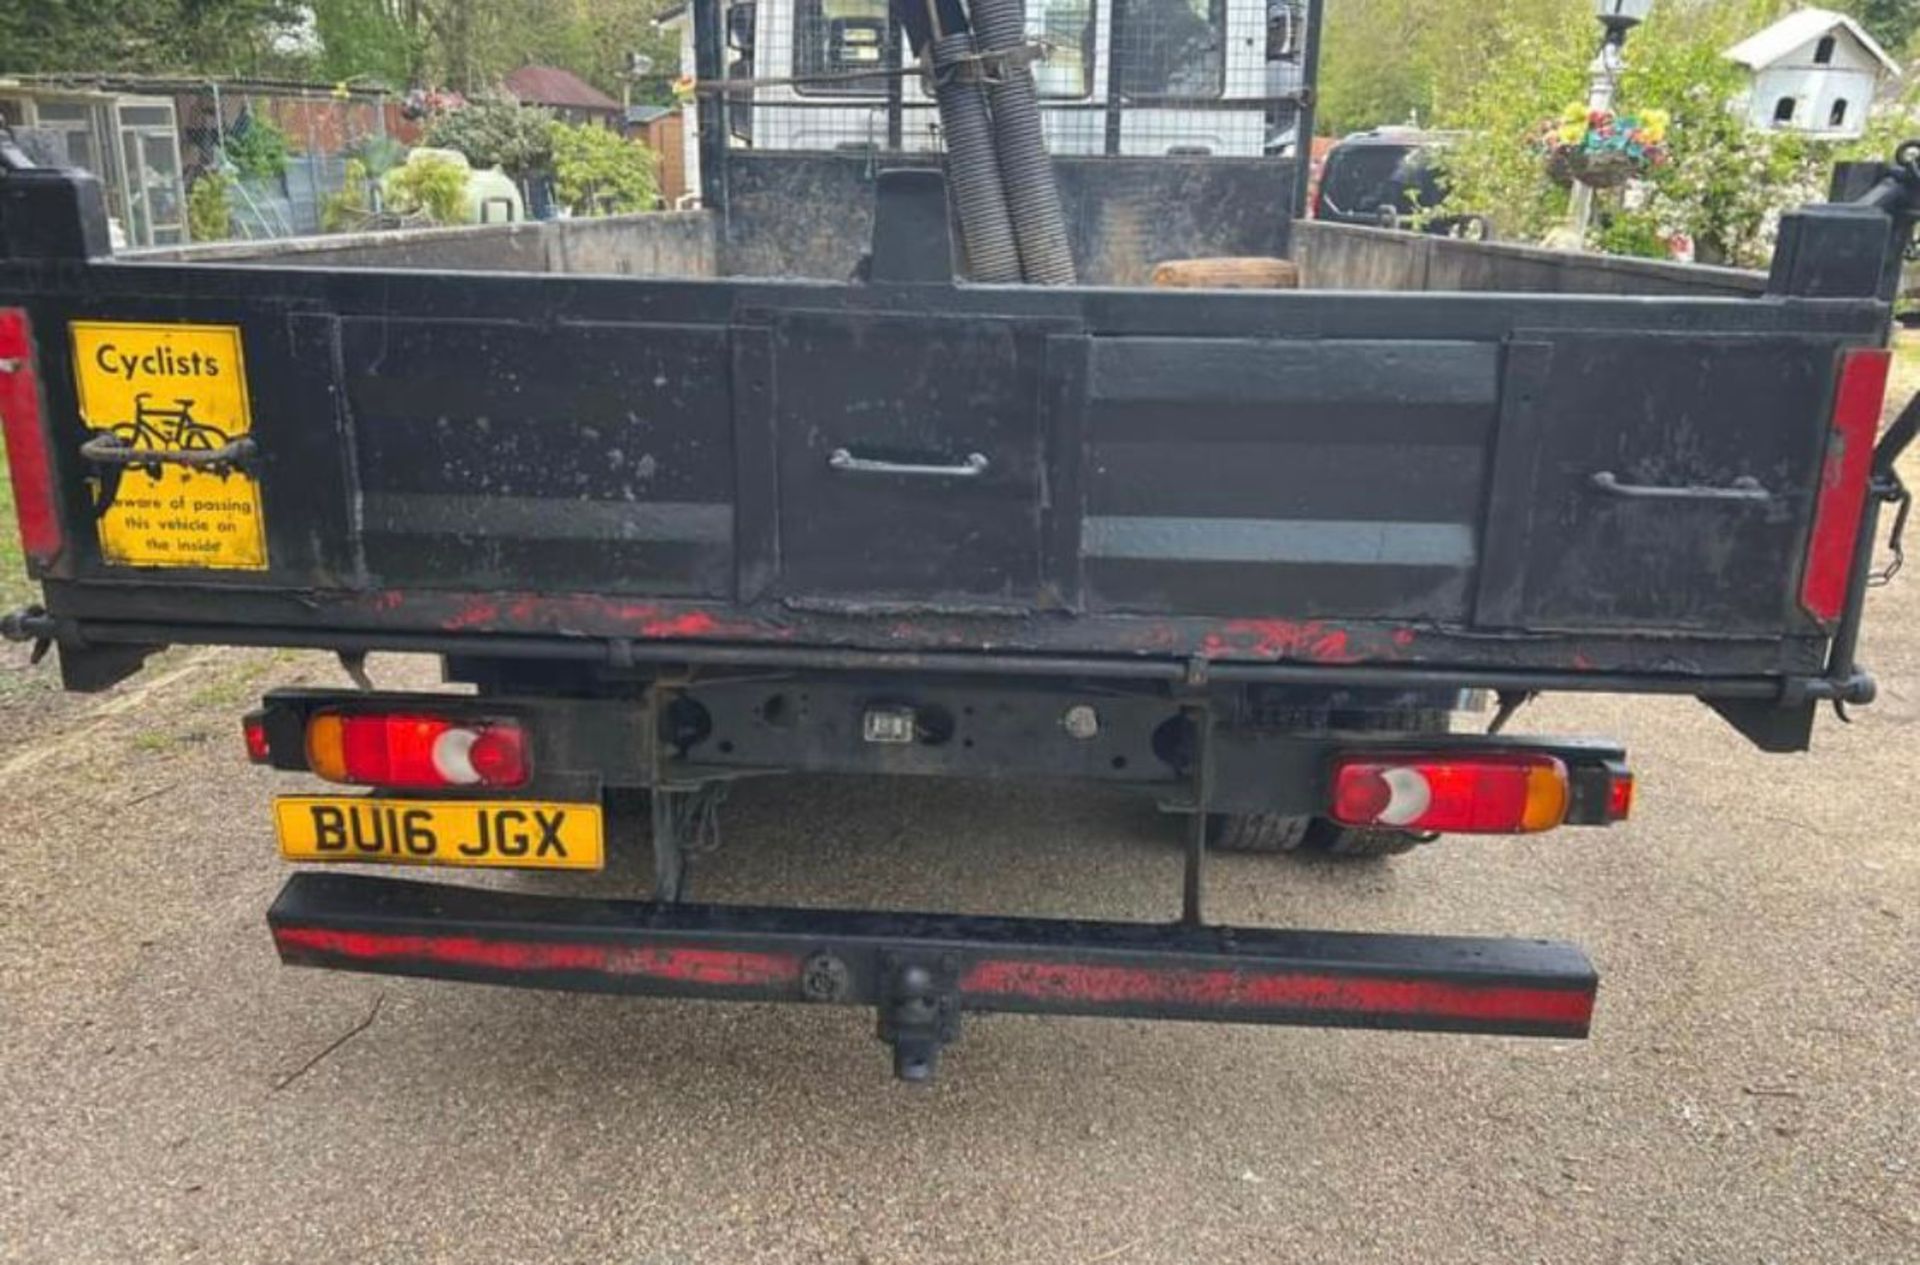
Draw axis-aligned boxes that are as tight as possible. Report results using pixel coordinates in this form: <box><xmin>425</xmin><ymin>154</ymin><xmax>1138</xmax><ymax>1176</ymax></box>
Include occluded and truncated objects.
<box><xmin>385</xmin><ymin>153</ymin><xmax>469</xmax><ymax>225</ymax></box>
<box><xmin>348</xmin><ymin>133</ymin><xmax>408</xmax><ymax>181</ymax></box>
<box><xmin>224</xmin><ymin>113</ymin><xmax>292</xmax><ymax>182</ymax></box>
<box><xmin>320</xmin><ymin>158</ymin><xmax>372</xmax><ymax>232</ymax></box>
<box><xmin>548</xmin><ymin>122</ymin><xmax>657</xmax><ymax>216</ymax></box>
<box><xmin>426</xmin><ymin>101</ymin><xmax>555</xmax><ymax>181</ymax></box>
<box><xmin>187</xmin><ymin>171</ymin><xmax>234</xmax><ymax>242</ymax></box>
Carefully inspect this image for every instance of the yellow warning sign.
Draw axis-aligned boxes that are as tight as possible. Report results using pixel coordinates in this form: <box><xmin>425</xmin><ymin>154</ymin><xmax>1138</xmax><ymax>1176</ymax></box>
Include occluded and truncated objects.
<box><xmin>70</xmin><ymin>321</ymin><xmax>267</xmax><ymax>570</ymax></box>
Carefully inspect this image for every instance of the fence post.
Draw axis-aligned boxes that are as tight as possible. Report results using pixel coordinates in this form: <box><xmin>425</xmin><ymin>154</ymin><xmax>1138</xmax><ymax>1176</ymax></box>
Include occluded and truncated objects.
<box><xmin>694</xmin><ymin>0</ymin><xmax>727</xmax><ymax>212</ymax></box>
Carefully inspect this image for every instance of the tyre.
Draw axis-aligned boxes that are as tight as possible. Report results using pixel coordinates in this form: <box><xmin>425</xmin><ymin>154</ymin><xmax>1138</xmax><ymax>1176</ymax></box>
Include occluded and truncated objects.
<box><xmin>1303</xmin><ymin>820</ymin><xmax>1428</xmax><ymax>859</ymax></box>
<box><xmin>1204</xmin><ymin>812</ymin><xmax>1312</xmax><ymax>854</ymax></box>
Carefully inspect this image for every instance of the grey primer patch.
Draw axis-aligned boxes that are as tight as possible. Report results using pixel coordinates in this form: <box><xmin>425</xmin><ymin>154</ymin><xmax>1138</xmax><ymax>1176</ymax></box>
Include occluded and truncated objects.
<box><xmin>1082</xmin><ymin>517</ymin><xmax>1477</xmax><ymax>567</ymax></box>
<box><xmin>365</xmin><ymin>494</ymin><xmax>733</xmax><ymax>543</ymax></box>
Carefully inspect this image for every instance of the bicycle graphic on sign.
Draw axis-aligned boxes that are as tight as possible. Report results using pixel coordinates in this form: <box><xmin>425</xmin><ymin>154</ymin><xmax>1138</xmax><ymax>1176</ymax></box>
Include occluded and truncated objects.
<box><xmin>82</xmin><ymin>391</ymin><xmax>253</xmax><ymax>514</ymax></box>
<box><xmin>111</xmin><ymin>392</ymin><xmax>234</xmax><ymax>468</ymax></box>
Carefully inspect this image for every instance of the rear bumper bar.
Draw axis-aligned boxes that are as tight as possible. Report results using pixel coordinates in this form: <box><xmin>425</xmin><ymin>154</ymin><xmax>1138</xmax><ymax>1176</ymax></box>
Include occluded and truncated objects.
<box><xmin>269</xmin><ymin>873</ymin><xmax>1597</xmax><ymax>1079</ymax></box>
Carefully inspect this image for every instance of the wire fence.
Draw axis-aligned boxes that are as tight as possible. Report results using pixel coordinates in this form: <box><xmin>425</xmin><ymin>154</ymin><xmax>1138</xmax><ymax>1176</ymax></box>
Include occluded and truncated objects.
<box><xmin>0</xmin><ymin>77</ymin><xmax>420</xmax><ymax>246</ymax></box>
<box><xmin>173</xmin><ymin>86</ymin><xmax>417</xmax><ymax>238</ymax></box>
<box><xmin>717</xmin><ymin>0</ymin><xmax>1309</xmax><ymax>157</ymax></box>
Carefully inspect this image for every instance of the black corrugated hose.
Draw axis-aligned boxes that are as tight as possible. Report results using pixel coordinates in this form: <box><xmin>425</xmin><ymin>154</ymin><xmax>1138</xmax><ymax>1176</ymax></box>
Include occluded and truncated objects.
<box><xmin>965</xmin><ymin>0</ymin><xmax>1077</xmax><ymax>284</ymax></box>
<box><xmin>930</xmin><ymin>31</ymin><xmax>1022</xmax><ymax>283</ymax></box>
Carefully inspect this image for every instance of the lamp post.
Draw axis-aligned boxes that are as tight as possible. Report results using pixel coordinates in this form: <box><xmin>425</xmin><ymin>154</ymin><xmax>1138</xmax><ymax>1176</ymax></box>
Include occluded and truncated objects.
<box><xmin>1567</xmin><ymin>0</ymin><xmax>1654</xmax><ymax>248</ymax></box>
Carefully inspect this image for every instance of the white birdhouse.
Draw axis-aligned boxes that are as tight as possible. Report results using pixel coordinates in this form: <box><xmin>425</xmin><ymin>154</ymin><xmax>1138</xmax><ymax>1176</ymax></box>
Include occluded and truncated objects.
<box><xmin>1724</xmin><ymin>8</ymin><xmax>1902</xmax><ymax>140</ymax></box>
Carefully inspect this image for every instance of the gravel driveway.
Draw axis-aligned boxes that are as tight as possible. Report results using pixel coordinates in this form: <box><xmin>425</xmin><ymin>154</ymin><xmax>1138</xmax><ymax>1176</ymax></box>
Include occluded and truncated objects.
<box><xmin>2</xmin><ymin>480</ymin><xmax>1916</xmax><ymax>1265</ymax></box>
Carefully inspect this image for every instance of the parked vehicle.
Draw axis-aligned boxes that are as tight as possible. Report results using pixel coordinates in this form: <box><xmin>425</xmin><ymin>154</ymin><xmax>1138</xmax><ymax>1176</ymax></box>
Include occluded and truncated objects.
<box><xmin>675</xmin><ymin>0</ymin><xmax>1308</xmax><ymax>156</ymax></box>
<box><xmin>3</xmin><ymin>48</ymin><xmax>1916</xmax><ymax>1081</ymax></box>
<box><xmin>1313</xmin><ymin>128</ymin><xmax>1489</xmax><ymax>238</ymax></box>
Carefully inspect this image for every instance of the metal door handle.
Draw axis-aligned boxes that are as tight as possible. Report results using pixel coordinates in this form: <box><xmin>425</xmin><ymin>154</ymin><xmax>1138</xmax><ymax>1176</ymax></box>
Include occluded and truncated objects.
<box><xmin>828</xmin><ymin>448</ymin><xmax>990</xmax><ymax>479</ymax></box>
<box><xmin>1589</xmin><ymin>471</ymin><xmax>1771</xmax><ymax>503</ymax></box>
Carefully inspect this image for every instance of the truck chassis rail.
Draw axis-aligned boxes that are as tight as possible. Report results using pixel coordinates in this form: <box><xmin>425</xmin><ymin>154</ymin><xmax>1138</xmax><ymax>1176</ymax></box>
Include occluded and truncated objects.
<box><xmin>270</xmin><ymin>873</ymin><xmax>1597</xmax><ymax>1081</ymax></box>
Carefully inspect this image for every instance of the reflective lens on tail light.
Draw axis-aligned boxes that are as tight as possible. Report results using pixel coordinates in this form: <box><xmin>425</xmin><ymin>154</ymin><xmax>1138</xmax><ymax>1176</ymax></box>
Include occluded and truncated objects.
<box><xmin>242</xmin><ymin>714</ymin><xmax>272</xmax><ymax>764</ymax></box>
<box><xmin>1605</xmin><ymin>768</ymin><xmax>1636</xmax><ymax>823</ymax></box>
<box><xmin>1330</xmin><ymin>753</ymin><xmax>1570</xmax><ymax>835</ymax></box>
<box><xmin>0</xmin><ymin>310</ymin><xmax>62</xmax><ymax>568</ymax></box>
<box><xmin>304</xmin><ymin>713</ymin><xmax>530</xmax><ymax>789</ymax></box>
<box><xmin>1801</xmin><ymin>348</ymin><xmax>1891</xmax><ymax>625</ymax></box>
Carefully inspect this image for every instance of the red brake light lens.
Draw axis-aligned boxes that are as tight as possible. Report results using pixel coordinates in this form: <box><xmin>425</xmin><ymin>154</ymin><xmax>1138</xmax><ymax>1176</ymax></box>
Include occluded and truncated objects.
<box><xmin>1330</xmin><ymin>753</ymin><xmax>1570</xmax><ymax>835</ymax></box>
<box><xmin>305</xmin><ymin>713</ymin><xmax>530</xmax><ymax>789</ymax></box>
<box><xmin>1801</xmin><ymin>347</ymin><xmax>1891</xmax><ymax>625</ymax></box>
<box><xmin>1606</xmin><ymin>767</ymin><xmax>1635</xmax><ymax>823</ymax></box>
<box><xmin>242</xmin><ymin>714</ymin><xmax>272</xmax><ymax>764</ymax></box>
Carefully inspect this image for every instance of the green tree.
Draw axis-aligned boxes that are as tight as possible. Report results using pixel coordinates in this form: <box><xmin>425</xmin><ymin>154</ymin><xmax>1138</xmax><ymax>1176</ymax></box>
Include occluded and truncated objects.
<box><xmin>0</xmin><ymin>0</ymin><xmax>302</xmax><ymax>74</ymax></box>
<box><xmin>310</xmin><ymin>0</ymin><xmax>419</xmax><ymax>85</ymax></box>
<box><xmin>1316</xmin><ymin>0</ymin><xmax>1591</xmax><ymax>136</ymax></box>
<box><xmin>1840</xmin><ymin>0</ymin><xmax>1920</xmax><ymax>53</ymax></box>
<box><xmin>425</xmin><ymin>100</ymin><xmax>556</xmax><ymax>180</ymax></box>
<box><xmin>548</xmin><ymin>121</ymin><xmax>657</xmax><ymax>215</ymax></box>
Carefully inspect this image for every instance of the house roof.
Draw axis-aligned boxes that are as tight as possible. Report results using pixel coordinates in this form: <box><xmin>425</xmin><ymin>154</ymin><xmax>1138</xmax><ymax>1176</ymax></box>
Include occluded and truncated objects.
<box><xmin>1724</xmin><ymin>8</ymin><xmax>1902</xmax><ymax>77</ymax></box>
<box><xmin>503</xmin><ymin>64</ymin><xmax>621</xmax><ymax>112</ymax></box>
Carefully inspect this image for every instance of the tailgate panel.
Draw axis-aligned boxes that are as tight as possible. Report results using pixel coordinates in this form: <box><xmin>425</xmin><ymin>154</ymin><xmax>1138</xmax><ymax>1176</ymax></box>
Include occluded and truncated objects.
<box><xmin>768</xmin><ymin>311</ymin><xmax>1051</xmax><ymax>605</ymax></box>
<box><xmin>10</xmin><ymin>262</ymin><xmax>1886</xmax><ymax>681</ymax></box>
<box><xmin>1500</xmin><ymin>334</ymin><xmax>1830</xmax><ymax>634</ymax></box>
<box><xmin>1082</xmin><ymin>338</ymin><xmax>1499</xmax><ymax>619</ymax></box>
<box><xmin>338</xmin><ymin>318</ymin><xmax>736</xmax><ymax>597</ymax></box>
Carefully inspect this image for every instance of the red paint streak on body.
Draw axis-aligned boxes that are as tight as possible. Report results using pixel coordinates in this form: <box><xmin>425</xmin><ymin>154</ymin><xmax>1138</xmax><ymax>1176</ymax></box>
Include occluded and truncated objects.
<box><xmin>630</xmin><ymin>609</ymin><xmax>722</xmax><ymax>638</ymax></box>
<box><xmin>274</xmin><ymin>925</ymin><xmax>802</xmax><ymax>988</ymax></box>
<box><xmin>441</xmin><ymin>599</ymin><xmax>501</xmax><ymax>631</ymax></box>
<box><xmin>1199</xmin><ymin>619</ymin><xmax>1370</xmax><ymax>664</ymax></box>
<box><xmin>416</xmin><ymin>592</ymin><xmax>782</xmax><ymax>640</ymax></box>
<box><xmin>959</xmin><ymin>960</ymin><xmax>1593</xmax><ymax>1028</ymax></box>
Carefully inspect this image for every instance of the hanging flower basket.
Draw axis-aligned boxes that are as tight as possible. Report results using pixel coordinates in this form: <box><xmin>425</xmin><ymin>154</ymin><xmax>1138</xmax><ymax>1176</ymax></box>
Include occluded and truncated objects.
<box><xmin>1538</xmin><ymin>105</ymin><xmax>1671</xmax><ymax>189</ymax></box>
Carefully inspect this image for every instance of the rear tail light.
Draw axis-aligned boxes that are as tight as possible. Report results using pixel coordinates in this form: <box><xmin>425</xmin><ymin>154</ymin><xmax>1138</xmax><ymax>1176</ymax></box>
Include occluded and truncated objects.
<box><xmin>1801</xmin><ymin>347</ymin><xmax>1891</xmax><ymax>625</ymax></box>
<box><xmin>304</xmin><ymin>713</ymin><xmax>530</xmax><ymax>790</ymax></box>
<box><xmin>0</xmin><ymin>309</ymin><xmax>62</xmax><ymax>569</ymax></box>
<box><xmin>242</xmin><ymin>713</ymin><xmax>272</xmax><ymax>764</ymax></box>
<box><xmin>1605</xmin><ymin>767</ymin><xmax>1635</xmax><ymax>824</ymax></box>
<box><xmin>1330</xmin><ymin>753</ymin><xmax>1570</xmax><ymax>835</ymax></box>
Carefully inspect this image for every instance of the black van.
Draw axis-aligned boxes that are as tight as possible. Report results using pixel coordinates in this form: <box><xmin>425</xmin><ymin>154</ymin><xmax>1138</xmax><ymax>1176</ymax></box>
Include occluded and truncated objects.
<box><xmin>1313</xmin><ymin>129</ymin><xmax>1490</xmax><ymax>238</ymax></box>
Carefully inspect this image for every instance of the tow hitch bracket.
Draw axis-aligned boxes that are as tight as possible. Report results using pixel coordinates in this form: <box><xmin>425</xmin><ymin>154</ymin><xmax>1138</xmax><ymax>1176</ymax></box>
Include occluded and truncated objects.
<box><xmin>270</xmin><ymin>873</ymin><xmax>1598</xmax><ymax>1082</ymax></box>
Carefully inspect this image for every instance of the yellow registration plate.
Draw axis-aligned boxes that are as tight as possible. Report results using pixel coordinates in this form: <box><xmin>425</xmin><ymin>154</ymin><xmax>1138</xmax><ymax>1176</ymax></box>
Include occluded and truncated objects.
<box><xmin>275</xmin><ymin>797</ymin><xmax>604</xmax><ymax>870</ymax></box>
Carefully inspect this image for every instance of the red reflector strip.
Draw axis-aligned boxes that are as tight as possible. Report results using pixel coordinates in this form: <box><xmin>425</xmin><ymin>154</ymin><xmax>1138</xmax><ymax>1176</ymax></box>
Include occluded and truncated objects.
<box><xmin>0</xmin><ymin>309</ymin><xmax>62</xmax><ymax>568</ymax></box>
<box><xmin>959</xmin><ymin>960</ymin><xmax>1594</xmax><ymax>1029</ymax></box>
<box><xmin>273</xmin><ymin>925</ymin><xmax>803</xmax><ymax>988</ymax></box>
<box><xmin>1802</xmin><ymin>347</ymin><xmax>1892</xmax><ymax>624</ymax></box>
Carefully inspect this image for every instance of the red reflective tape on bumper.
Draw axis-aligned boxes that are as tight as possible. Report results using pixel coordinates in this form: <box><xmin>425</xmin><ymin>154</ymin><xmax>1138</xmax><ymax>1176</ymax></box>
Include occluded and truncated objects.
<box><xmin>959</xmin><ymin>959</ymin><xmax>1594</xmax><ymax>1027</ymax></box>
<box><xmin>1802</xmin><ymin>347</ymin><xmax>1892</xmax><ymax>624</ymax></box>
<box><xmin>273</xmin><ymin>925</ymin><xmax>802</xmax><ymax>987</ymax></box>
<box><xmin>0</xmin><ymin>309</ymin><xmax>61</xmax><ymax>567</ymax></box>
